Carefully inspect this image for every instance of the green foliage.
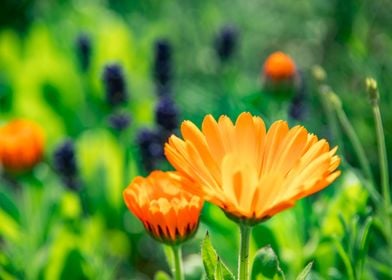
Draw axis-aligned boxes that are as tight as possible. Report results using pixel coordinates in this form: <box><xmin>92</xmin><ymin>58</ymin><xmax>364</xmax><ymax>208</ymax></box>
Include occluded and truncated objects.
<box><xmin>296</xmin><ymin>262</ymin><xmax>313</xmax><ymax>280</ymax></box>
<box><xmin>1</xmin><ymin>0</ymin><xmax>392</xmax><ymax>278</ymax></box>
<box><xmin>251</xmin><ymin>245</ymin><xmax>285</xmax><ymax>280</ymax></box>
<box><xmin>0</xmin><ymin>209</ymin><xmax>21</xmax><ymax>243</ymax></box>
<box><xmin>201</xmin><ymin>232</ymin><xmax>234</xmax><ymax>280</ymax></box>
<box><xmin>321</xmin><ymin>171</ymin><xmax>369</xmax><ymax>238</ymax></box>
<box><xmin>154</xmin><ymin>271</ymin><xmax>172</xmax><ymax>280</ymax></box>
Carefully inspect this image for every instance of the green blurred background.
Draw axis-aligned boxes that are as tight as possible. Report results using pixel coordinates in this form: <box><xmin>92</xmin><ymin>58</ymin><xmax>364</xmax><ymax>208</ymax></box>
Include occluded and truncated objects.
<box><xmin>1</xmin><ymin>0</ymin><xmax>392</xmax><ymax>279</ymax></box>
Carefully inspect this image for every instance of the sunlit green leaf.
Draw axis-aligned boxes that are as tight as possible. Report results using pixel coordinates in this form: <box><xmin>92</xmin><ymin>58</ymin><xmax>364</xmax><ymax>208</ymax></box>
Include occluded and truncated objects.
<box><xmin>77</xmin><ymin>129</ymin><xmax>125</xmax><ymax>218</ymax></box>
<box><xmin>154</xmin><ymin>270</ymin><xmax>171</xmax><ymax>280</ymax></box>
<box><xmin>163</xmin><ymin>245</ymin><xmax>174</xmax><ymax>271</ymax></box>
<box><xmin>60</xmin><ymin>191</ymin><xmax>81</xmax><ymax>219</ymax></box>
<box><xmin>0</xmin><ymin>267</ymin><xmax>15</xmax><ymax>280</ymax></box>
<box><xmin>251</xmin><ymin>245</ymin><xmax>285</xmax><ymax>279</ymax></box>
<box><xmin>0</xmin><ymin>209</ymin><xmax>21</xmax><ymax>243</ymax></box>
<box><xmin>201</xmin><ymin>231</ymin><xmax>234</xmax><ymax>280</ymax></box>
<box><xmin>357</xmin><ymin>216</ymin><xmax>373</xmax><ymax>279</ymax></box>
<box><xmin>59</xmin><ymin>249</ymin><xmax>86</xmax><ymax>280</ymax></box>
<box><xmin>214</xmin><ymin>257</ymin><xmax>223</xmax><ymax>280</ymax></box>
<box><xmin>322</xmin><ymin>171</ymin><xmax>368</xmax><ymax>238</ymax></box>
<box><xmin>296</xmin><ymin>261</ymin><xmax>313</xmax><ymax>280</ymax></box>
<box><xmin>44</xmin><ymin>228</ymin><xmax>81</xmax><ymax>280</ymax></box>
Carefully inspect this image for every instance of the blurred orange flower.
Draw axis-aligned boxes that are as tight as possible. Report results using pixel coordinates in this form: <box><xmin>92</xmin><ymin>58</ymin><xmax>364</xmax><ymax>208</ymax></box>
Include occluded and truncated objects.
<box><xmin>0</xmin><ymin>119</ymin><xmax>44</xmax><ymax>172</ymax></box>
<box><xmin>263</xmin><ymin>51</ymin><xmax>297</xmax><ymax>81</ymax></box>
<box><xmin>123</xmin><ymin>171</ymin><xmax>203</xmax><ymax>245</ymax></box>
<box><xmin>165</xmin><ymin>112</ymin><xmax>340</xmax><ymax>224</ymax></box>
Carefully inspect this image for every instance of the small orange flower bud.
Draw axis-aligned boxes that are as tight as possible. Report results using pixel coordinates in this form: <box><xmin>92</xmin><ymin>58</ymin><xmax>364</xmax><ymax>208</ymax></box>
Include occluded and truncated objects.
<box><xmin>0</xmin><ymin>119</ymin><xmax>44</xmax><ymax>172</ymax></box>
<box><xmin>263</xmin><ymin>51</ymin><xmax>297</xmax><ymax>81</ymax></box>
<box><xmin>123</xmin><ymin>171</ymin><xmax>203</xmax><ymax>245</ymax></box>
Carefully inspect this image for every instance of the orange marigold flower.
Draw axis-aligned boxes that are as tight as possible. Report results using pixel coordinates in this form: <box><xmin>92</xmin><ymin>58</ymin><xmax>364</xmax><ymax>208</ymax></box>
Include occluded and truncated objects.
<box><xmin>263</xmin><ymin>51</ymin><xmax>297</xmax><ymax>81</ymax></box>
<box><xmin>123</xmin><ymin>171</ymin><xmax>203</xmax><ymax>245</ymax></box>
<box><xmin>0</xmin><ymin>119</ymin><xmax>44</xmax><ymax>172</ymax></box>
<box><xmin>165</xmin><ymin>112</ymin><xmax>340</xmax><ymax>225</ymax></box>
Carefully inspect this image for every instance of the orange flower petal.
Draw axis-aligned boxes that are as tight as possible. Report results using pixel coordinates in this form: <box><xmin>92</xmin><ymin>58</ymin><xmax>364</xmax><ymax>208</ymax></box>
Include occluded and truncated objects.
<box><xmin>164</xmin><ymin>112</ymin><xmax>340</xmax><ymax>224</ymax></box>
<box><xmin>263</xmin><ymin>51</ymin><xmax>297</xmax><ymax>80</ymax></box>
<box><xmin>202</xmin><ymin>115</ymin><xmax>226</xmax><ymax>164</ymax></box>
<box><xmin>0</xmin><ymin>119</ymin><xmax>44</xmax><ymax>171</ymax></box>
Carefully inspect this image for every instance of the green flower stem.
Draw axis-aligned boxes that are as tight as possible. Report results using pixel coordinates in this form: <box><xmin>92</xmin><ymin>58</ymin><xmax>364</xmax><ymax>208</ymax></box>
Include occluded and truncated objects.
<box><xmin>82</xmin><ymin>74</ymin><xmax>94</xmax><ymax>128</ymax></box>
<box><xmin>238</xmin><ymin>224</ymin><xmax>251</xmax><ymax>280</ymax></box>
<box><xmin>372</xmin><ymin>104</ymin><xmax>392</xmax><ymax>250</ymax></box>
<box><xmin>335</xmin><ymin>107</ymin><xmax>372</xmax><ymax>182</ymax></box>
<box><xmin>333</xmin><ymin>237</ymin><xmax>355</xmax><ymax>280</ymax></box>
<box><xmin>372</xmin><ymin>104</ymin><xmax>391</xmax><ymax>211</ymax></box>
<box><xmin>78</xmin><ymin>187</ymin><xmax>89</xmax><ymax>217</ymax></box>
<box><xmin>333</xmin><ymin>101</ymin><xmax>380</xmax><ymax>203</ymax></box>
<box><xmin>171</xmin><ymin>245</ymin><xmax>184</xmax><ymax>280</ymax></box>
<box><xmin>119</xmin><ymin>132</ymin><xmax>131</xmax><ymax>186</ymax></box>
<box><xmin>319</xmin><ymin>89</ymin><xmax>344</xmax><ymax>150</ymax></box>
<box><xmin>366</xmin><ymin>78</ymin><xmax>392</xmax><ymax>248</ymax></box>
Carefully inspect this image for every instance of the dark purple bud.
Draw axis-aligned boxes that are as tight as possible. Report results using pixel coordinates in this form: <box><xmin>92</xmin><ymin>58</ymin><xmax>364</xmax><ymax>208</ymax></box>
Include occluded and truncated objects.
<box><xmin>108</xmin><ymin>112</ymin><xmax>131</xmax><ymax>131</ymax></box>
<box><xmin>156</xmin><ymin>84</ymin><xmax>172</xmax><ymax>97</ymax></box>
<box><xmin>53</xmin><ymin>140</ymin><xmax>80</xmax><ymax>190</ymax></box>
<box><xmin>136</xmin><ymin>128</ymin><xmax>164</xmax><ymax>172</ymax></box>
<box><xmin>215</xmin><ymin>25</ymin><xmax>238</xmax><ymax>62</ymax></box>
<box><xmin>76</xmin><ymin>34</ymin><xmax>92</xmax><ymax>71</ymax></box>
<box><xmin>103</xmin><ymin>64</ymin><xmax>128</xmax><ymax>106</ymax></box>
<box><xmin>155</xmin><ymin>96</ymin><xmax>179</xmax><ymax>132</ymax></box>
<box><xmin>154</xmin><ymin>39</ymin><xmax>172</xmax><ymax>87</ymax></box>
<box><xmin>289</xmin><ymin>71</ymin><xmax>307</xmax><ymax>120</ymax></box>
<box><xmin>289</xmin><ymin>96</ymin><xmax>306</xmax><ymax>120</ymax></box>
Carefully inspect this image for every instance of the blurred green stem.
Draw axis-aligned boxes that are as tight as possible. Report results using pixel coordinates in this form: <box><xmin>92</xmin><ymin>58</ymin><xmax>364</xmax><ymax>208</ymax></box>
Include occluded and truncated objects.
<box><xmin>332</xmin><ymin>99</ymin><xmax>380</xmax><ymax>203</ymax></box>
<box><xmin>78</xmin><ymin>187</ymin><xmax>89</xmax><ymax>216</ymax></box>
<box><xmin>333</xmin><ymin>237</ymin><xmax>355</xmax><ymax>280</ymax></box>
<box><xmin>335</xmin><ymin>106</ymin><xmax>372</xmax><ymax>181</ymax></box>
<box><xmin>319</xmin><ymin>88</ymin><xmax>344</xmax><ymax>150</ymax></box>
<box><xmin>357</xmin><ymin>216</ymin><xmax>373</xmax><ymax>280</ymax></box>
<box><xmin>238</xmin><ymin>224</ymin><xmax>251</xmax><ymax>280</ymax></box>
<box><xmin>372</xmin><ymin>103</ymin><xmax>392</xmax><ymax>249</ymax></box>
<box><xmin>366</xmin><ymin>78</ymin><xmax>392</xmax><ymax>248</ymax></box>
<box><xmin>372</xmin><ymin>104</ymin><xmax>391</xmax><ymax>211</ymax></box>
<box><xmin>81</xmin><ymin>75</ymin><xmax>92</xmax><ymax>128</ymax></box>
<box><xmin>120</xmin><ymin>132</ymin><xmax>131</xmax><ymax>187</ymax></box>
<box><xmin>171</xmin><ymin>245</ymin><xmax>184</xmax><ymax>280</ymax></box>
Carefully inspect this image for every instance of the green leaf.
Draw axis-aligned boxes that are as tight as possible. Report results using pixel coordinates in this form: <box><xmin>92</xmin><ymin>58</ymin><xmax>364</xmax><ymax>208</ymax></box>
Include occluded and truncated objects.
<box><xmin>201</xmin><ymin>231</ymin><xmax>235</xmax><ymax>280</ymax></box>
<box><xmin>252</xmin><ymin>224</ymin><xmax>278</xmax><ymax>252</ymax></box>
<box><xmin>201</xmin><ymin>231</ymin><xmax>216</xmax><ymax>279</ymax></box>
<box><xmin>163</xmin><ymin>245</ymin><xmax>174</xmax><ymax>270</ymax></box>
<box><xmin>215</xmin><ymin>257</ymin><xmax>223</xmax><ymax>280</ymax></box>
<box><xmin>0</xmin><ymin>267</ymin><xmax>15</xmax><ymax>280</ymax></box>
<box><xmin>214</xmin><ymin>256</ymin><xmax>234</xmax><ymax>280</ymax></box>
<box><xmin>77</xmin><ymin>129</ymin><xmax>124</xmax><ymax>215</ymax></box>
<box><xmin>154</xmin><ymin>271</ymin><xmax>172</xmax><ymax>280</ymax></box>
<box><xmin>251</xmin><ymin>245</ymin><xmax>285</xmax><ymax>279</ymax></box>
<box><xmin>0</xmin><ymin>209</ymin><xmax>21</xmax><ymax>243</ymax></box>
<box><xmin>321</xmin><ymin>171</ymin><xmax>368</xmax><ymax>238</ymax></box>
<box><xmin>0</xmin><ymin>188</ymin><xmax>20</xmax><ymax>222</ymax></box>
<box><xmin>332</xmin><ymin>237</ymin><xmax>355</xmax><ymax>280</ymax></box>
<box><xmin>357</xmin><ymin>216</ymin><xmax>373</xmax><ymax>278</ymax></box>
<box><xmin>296</xmin><ymin>261</ymin><xmax>313</xmax><ymax>280</ymax></box>
<box><xmin>59</xmin><ymin>249</ymin><xmax>86</xmax><ymax>280</ymax></box>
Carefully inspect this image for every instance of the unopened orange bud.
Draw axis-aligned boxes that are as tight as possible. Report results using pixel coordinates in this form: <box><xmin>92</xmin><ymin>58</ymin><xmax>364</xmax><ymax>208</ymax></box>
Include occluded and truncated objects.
<box><xmin>123</xmin><ymin>171</ymin><xmax>203</xmax><ymax>245</ymax></box>
<box><xmin>0</xmin><ymin>119</ymin><xmax>44</xmax><ymax>172</ymax></box>
<box><xmin>263</xmin><ymin>51</ymin><xmax>297</xmax><ymax>81</ymax></box>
